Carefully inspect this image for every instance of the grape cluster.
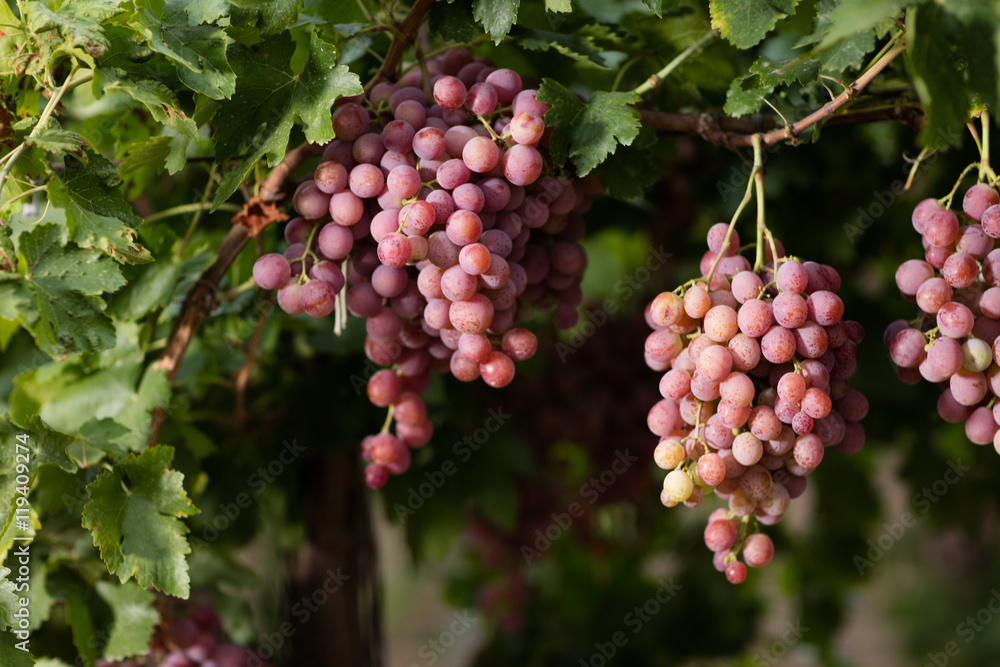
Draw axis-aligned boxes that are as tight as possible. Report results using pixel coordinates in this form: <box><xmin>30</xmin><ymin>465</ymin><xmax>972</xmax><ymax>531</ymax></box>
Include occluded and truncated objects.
<box><xmin>97</xmin><ymin>602</ymin><xmax>267</xmax><ymax>667</ymax></box>
<box><xmin>887</xmin><ymin>182</ymin><xmax>1000</xmax><ymax>449</ymax></box>
<box><xmin>646</xmin><ymin>224</ymin><xmax>868</xmax><ymax>583</ymax></box>
<box><xmin>252</xmin><ymin>48</ymin><xmax>595</xmax><ymax>488</ymax></box>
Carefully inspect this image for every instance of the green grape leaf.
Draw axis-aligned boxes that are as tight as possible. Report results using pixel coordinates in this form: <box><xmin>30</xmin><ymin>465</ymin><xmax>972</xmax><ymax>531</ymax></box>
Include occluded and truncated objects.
<box><xmin>73</xmin><ymin>418</ymin><xmax>133</xmax><ymax>466</ymax></box>
<box><xmin>545</xmin><ymin>0</ymin><xmax>572</xmax><ymax>13</ymax></box>
<box><xmin>474</xmin><ymin>0</ymin><xmax>520</xmax><ymax>44</ymax></box>
<box><xmin>118</xmin><ymin>136</ymin><xmax>173</xmax><ymax>178</ymax></box>
<box><xmin>23</xmin><ymin>119</ymin><xmax>87</xmax><ymax>156</ymax></box>
<box><xmin>536</xmin><ymin>80</ymin><xmax>641</xmax><ymax>175</ymax></box>
<box><xmin>65</xmin><ymin>585</ymin><xmax>97</xmax><ymax>667</ymax></box>
<box><xmin>94</xmin><ymin>69</ymin><xmax>199</xmax><ymax>139</ymax></box>
<box><xmin>162</xmin><ymin>0</ymin><xmax>231</xmax><ymax>25</ymax></box>
<box><xmin>23</xmin><ymin>0</ymin><xmax>125</xmax><ymax>66</ymax></box>
<box><xmin>21</xmin><ymin>415</ymin><xmax>76</xmax><ymax>472</ymax></box>
<box><xmin>597</xmin><ymin>128</ymin><xmax>665</xmax><ymax>200</ymax></box>
<box><xmin>11</xmin><ymin>352</ymin><xmax>171</xmax><ymax>458</ymax></box>
<box><xmin>82</xmin><ymin>446</ymin><xmax>199</xmax><ymax>598</ymax></box>
<box><xmin>906</xmin><ymin>3</ymin><xmax>971</xmax><ymax>147</ymax></box>
<box><xmin>0</xmin><ymin>227</ymin><xmax>13</xmax><ymax>274</ymax></box>
<box><xmin>642</xmin><ymin>0</ymin><xmax>663</xmax><ymax>16</ymax></box>
<box><xmin>820</xmin><ymin>0</ymin><xmax>908</xmax><ymax>47</ymax></box>
<box><xmin>0</xmin><ymin>424</ymin><xmax>18</xmax><ymax>548</ymax></box>
<box><xmin>512</xmin><ymin>27</ymin><xmax>607</xmax><ymax>67</ymax></box>
<box><xmin>0</xmin><ymin>224</ymin><xmax>126</xmax><ymax>357</ymax></box>
<box><xmin>0</xmin><ymin>3</ymin><xmax>26</xmax><ymax>77</ymax></box>
<box><xmin>134</xmin><ymin>11</ymin><xmax>236</xmax><ymax>99</ymax></box>
<box><xmin>725</xmin><ymin>82</ymin><xmax>763</xmax><ymax>116</ymax></box>
<box><xmin>709</xmin><ymin>0</ymin><xmax>801</xmax><ymax>49</ymax></box>
<box><xmin>47</xmin><ymin>150</ymin><xmax>152</xmax><ymax>264</ymax></box>
<box><xmin>943</xmin><ymin>0</ymin><xmax>998</xmax><ymax>112</ymax></box>
<box><xmin>750</xmin><ymin>56</ymin><xmax>820</xmax><ymax>86</ymax></box>
<box><xmin>430</xmin><ymin>0</ymin><xmax>479</xmax><ymax>43</ymax></box>
<box><xmin>0</xmin><ymin>567</ymin><xmax>18</xmax><ymax>631</ymax></box>
<box><xmin>0</xmin><ymin>630</ymin><xmax>33</xmax><ymax>666</ymax></box>
<box><xmin>228</xmin><ymin>0</ymin><xmax>302</xmax><ymax>42</ymax></box>
<box><xmin>212</xmin><ymin>31</ymin><xmax>362</xmax><ymax>208</ymax></box>
<box><xmin>95</xmin><ymin>581</ymin><xmax>159</xmax><ymax>661</ymax></box>
<box><xmin>795</xmin><ymin>0</ymin><xmax>875</xmax><ymax>72</ymax></box>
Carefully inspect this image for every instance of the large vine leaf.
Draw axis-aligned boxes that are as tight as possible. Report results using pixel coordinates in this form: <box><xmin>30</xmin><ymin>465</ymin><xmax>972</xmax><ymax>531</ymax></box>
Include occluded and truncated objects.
<box><xmin>0</xmin><ymin>631</ymin><xmax>33</xmax><ymax>667</ymax></box>
<box><xmin>906</xmin><ymin>3</ymin><xmax>977</xmax><ymax>146</ymax></box>
<box><xmin>10</xmin><ymin>350</ymin><xmax>171</xmax><ymax>459</ymax></box>
<box><xmin>65</xmin><ymin>585</ymin><xmax>97</xmax><ymax>667</ymax></box>
<box><xmin>82</xmin><ymin>446</ymin><xmax>199</xmax><ymax>598</ymax></box>
<box><xmin>0</xmin><ymin>224</ymin><xmax>126</xmax><ymax>357</ymax></box>
<box><xmin>22</xmin><ymin>119</ymin><xmax>87</xmax><ymax>156</ymax></box>
<box><xmin>536</xmin><ymin>80</ymin><xmax>641</xmax><ymax>176</ymax></box>
<box><xmin>134</xmin><ymin>8</ymin><xmax>236</xmax><ymax>100</ymax></box>
<box><xmin>162</xmin><ymin>0</ymin><xmax>231</xmax><ymax>25</ymax></box>
<box><xmin>95</xmin><ymin>581</ymin><xmax>159</xmax><ymax>661</ymax></box>
<box><xmin>228</xmin><ymin>0</ymin><xmax>302</xmax><ymax>42</ymax></box>
<box><xmin>512</xmin><ymin>27</ymin><xmax>608</xmax><ymax>67</ymax></box>
<box><xmin>430</xmin><ymin>1</ymin><xmax>479</xmax><ymax>43</ymax></box>
<box><xmin>47</xmin><ymin>151</ymin><xmax>152</xmax><ymax>264</ymax></box>
<box><xmin>23</xmin><ymin>0</ymin><xmax>125</xmax><ymax>67</ymax></box>
<box><xmin>724</xmin><ymin>56</ymin><xmax>820</xmax><ymax>116</ymax></box>
<box><xmin>709</xmin><ymin>0</ymin><xmax>801</xmax><ymax>49</ymax></box>
<box><xmin>94</xmin><ymin>69</ymin><xmax>199</xmax><ymax>140</ymax></box>
<box><xmin>819</xmin><ymin>0</ymin><xmax>909</xmax><ymax>47</ymax></box>
<box><xmin>212</xmin><ymin>31</ymin><xmax>363</xmax><ymax>208</ymax></box>
<box><xmin>474</xmin><ymin>0</ymin><xmax>520</xmax><ymax>44</ymax></box>
<box><xmin>795</xmin><ymin>0</ymin><xmax>875</xmax><ymax>73</ymax></box>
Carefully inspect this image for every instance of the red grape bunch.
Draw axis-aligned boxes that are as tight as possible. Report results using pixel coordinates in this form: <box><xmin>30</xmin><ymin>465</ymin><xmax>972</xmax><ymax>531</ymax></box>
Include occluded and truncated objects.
<box><xmin>251</xmin><ymin>48</ymin><xmax>597</xmax><ymax>489</ymax></box>
<box><xmin>645</xmin><ymin>223</ymin><xmax>868</xmax><ymax>583</ymax></box>
<box><xmin>97</xmin><ymin>601</ymin><xmax>268</xmax><ymax>667</ymax></box>
<box><xmin>887</xmin><ymin>181</ymin><xmax>1000</xmax><ymax>449</ymax></box>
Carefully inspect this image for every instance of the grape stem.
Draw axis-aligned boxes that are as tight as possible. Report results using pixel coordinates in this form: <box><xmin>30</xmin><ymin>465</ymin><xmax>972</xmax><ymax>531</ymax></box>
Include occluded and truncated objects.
<box><xmin>939</xmin><ymin>163</ymin><xmax>981</xmax><ymax>209</ymax></box>
<box><xmin>294</xmin><ymin>224</ymin><xmax>322</xmax><ymax>283</ymax></box>
<box><xmin>379</xmin><ymin>405</ymin><xmax>395</xmax><ymax>434</ymax></box>
<box><xmin>706</xmin><ymin>137</ymin><xmax>762</xmax><ymax>284</ymax></box>
<box><xmin>476</xmin><ymin>114</ymin><xmax>503</xmax><ymax>143</ymax></box>
<box><xmin>632</xmin><ymin>31</ymin><xmax>716</xmax><ymax>98</ymax></box>
<box><xmin>638</xmin><ymin>41</ymin><xmax>911</xmax><ymax>148</ymax></box>
<box><xmin>750</xmin><ymin>136</ymin><xmax>769</xmax><ymax>273</ymax></box>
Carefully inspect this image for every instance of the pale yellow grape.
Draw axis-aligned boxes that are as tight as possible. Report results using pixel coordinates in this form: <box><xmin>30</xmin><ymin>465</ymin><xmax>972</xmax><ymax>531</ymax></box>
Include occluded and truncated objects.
<box><xmin>662</xmin><ymin>469</ymin><xmax>694</xmax><ymax>503</ymax></box>
<box><xmin>653</xmin><ymin>438</ymin><xmax>686</xmax><ymax>470</ymax></box>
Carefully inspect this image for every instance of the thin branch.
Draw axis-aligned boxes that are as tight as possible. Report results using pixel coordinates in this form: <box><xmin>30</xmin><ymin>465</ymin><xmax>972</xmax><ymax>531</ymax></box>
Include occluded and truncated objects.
<box><xmin>259</xmin><ymin>142</ymin><xmax>324</xmax><ymax>203</ymax></box>
<box><xmin>632</xmin><ymin>31</ymin><xmax>716</xmax><ymax>97</ymax></box>
<box><xmin>639</xmin><ymin>101</ymin><xmax>923</xmax><ymax>146</ymax></box>
<box><xmin>364</xmin><ymin>0</ymin><xmax>435</xmax><ymax>93</ymax></box>
<box><xmin>730</xmin><ymin>41</ymin><xmax>908</xmax><ymax>148</ymax></box>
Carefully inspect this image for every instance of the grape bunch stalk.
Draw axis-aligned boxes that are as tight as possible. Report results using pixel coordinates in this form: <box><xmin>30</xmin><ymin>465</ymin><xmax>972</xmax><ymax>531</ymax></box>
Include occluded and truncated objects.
<box><xmin>887</xmin><ymin>116</ymin><xmax>1000</xmax><ymax>450</ymax></box>
<box><xmin>644</xmin><ymin>138</ymin><xmax>868</xmax><ymax>584</ymax></box>
<box><xmin>251</xmin><ymin>48</ymin><xmax>596</xmax><ymax>488</ymax></box>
